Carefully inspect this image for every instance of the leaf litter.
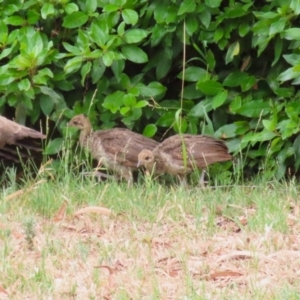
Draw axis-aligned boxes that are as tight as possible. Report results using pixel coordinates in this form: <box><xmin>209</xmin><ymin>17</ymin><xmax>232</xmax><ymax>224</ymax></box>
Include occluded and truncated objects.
<box><xmin>1</xmin><ymin>193</ymin><xmax>300</xmax><ymax>299</ymax></box>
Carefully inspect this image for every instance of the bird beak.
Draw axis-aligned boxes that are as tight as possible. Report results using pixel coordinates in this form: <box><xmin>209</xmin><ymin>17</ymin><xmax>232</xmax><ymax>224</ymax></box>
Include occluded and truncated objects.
<box><xmin>137</xmin><ymin>160</ymin><xmax>141</xmax><ymax>168</ymax></box>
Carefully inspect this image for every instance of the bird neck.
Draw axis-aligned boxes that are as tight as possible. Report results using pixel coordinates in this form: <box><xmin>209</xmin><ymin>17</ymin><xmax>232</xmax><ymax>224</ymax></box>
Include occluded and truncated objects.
<box><xmin>79</xmin><ymin>121</ymin><xmax>93</xmax><ymax>147</ymax></box>
<box><xmin>145</xmin><ymin>160</ymin><xmax>156</xmax><ymax>173</ymax></box>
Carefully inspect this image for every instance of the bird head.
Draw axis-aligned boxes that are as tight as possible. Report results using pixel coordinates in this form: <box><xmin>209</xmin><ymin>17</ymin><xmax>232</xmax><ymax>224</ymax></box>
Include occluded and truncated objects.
<box><xmin>67</xmin><ymin>114</ymin><xmax>90</xmax><ymax>130</ymax></box>
<box><xmin>137</xmin><ymin>149</ymin><xmax>154</xmax><ymax>169</ymax></box>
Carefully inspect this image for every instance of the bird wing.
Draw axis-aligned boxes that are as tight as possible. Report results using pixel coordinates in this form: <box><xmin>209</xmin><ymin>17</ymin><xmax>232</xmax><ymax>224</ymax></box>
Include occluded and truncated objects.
<box><xmin>92</xmin><ymin>128</ymin><xmax>159</xmax><ymax>168</ymax></box>
<box><xmin>0</xmin><ymin>116</ymin><xmax>46</xmax><ymax>148</ymax></box>
<box><xmin>157</xmin><ymin>134</ymin><xmax>232</xmax><ymax>169</ymax></box>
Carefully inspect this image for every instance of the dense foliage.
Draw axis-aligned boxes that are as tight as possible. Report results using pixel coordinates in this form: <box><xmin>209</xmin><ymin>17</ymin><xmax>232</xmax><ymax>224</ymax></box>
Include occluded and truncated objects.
<box><xmin>1</xmin><ymin>0</ymin><xmax>300</xmax><ymax>178</ymax></box>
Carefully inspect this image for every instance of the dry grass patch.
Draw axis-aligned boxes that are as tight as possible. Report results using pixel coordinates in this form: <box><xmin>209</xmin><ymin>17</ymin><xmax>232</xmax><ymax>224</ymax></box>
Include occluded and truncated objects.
<box><xmin>0</xmin><ymin>178</ymin><xmax>300</xmax><ymax>299</ymax></box>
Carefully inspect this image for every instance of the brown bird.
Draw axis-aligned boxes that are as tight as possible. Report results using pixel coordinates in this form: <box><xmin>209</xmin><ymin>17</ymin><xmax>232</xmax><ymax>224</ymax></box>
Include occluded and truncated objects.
<box><xmin>0</xmin><ymin>115</ymin><xmax>46</xmax><ymax>162</ymax></box>
<box><xmin>137</xmin><ymin>134</ymin><xmax>232</xmax><ymax>186</ymax></box>
<box><xmin>67</xmin><ymin>114</ymin><xmax>159</xmax><ymax>184</ymax></box>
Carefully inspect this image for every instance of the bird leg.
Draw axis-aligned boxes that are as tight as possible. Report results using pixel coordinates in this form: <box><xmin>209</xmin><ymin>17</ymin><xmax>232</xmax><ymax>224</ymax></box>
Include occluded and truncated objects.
<box><xmin>125</xmin><ymin>171</ymin><xmax>133</xmax><ymax>187</ymax></box>
<box><xmin>198</xmin><ymin>169</ymin><xmax>208</xmax><ymax>188</ymax></box>
<box><xmin>178</xmin><ymin>174</ymin><xmax>188</xmax><ymax>187</ymax></box>
<box><xmin>80</xmin><ymin>158</ymin><xmax>116</xmax><ymax>181</ymax></box>
<box><xmin>81</xmin><ymin>171</ymin><xmax>116</xmax><ymax>181</ymax></box>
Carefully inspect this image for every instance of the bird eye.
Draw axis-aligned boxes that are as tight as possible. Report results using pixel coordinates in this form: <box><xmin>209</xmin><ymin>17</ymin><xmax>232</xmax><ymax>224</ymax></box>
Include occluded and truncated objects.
<box><xmin>145</xmin><ymin>156</ymin><xmax>150</xmax><ymax>160</ymax></box>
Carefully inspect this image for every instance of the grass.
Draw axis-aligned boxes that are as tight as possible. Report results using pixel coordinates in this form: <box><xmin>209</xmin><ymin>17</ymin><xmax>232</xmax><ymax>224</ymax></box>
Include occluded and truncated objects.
<box><xmin>1</xmin><ymin>165</ymin><xmax>300</xmax><ymax>299</ymax></box>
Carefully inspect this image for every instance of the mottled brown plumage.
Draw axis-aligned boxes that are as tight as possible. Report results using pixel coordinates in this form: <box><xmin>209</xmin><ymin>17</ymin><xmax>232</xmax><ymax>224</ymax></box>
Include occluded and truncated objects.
<box><xmin>68</xmin><ymin>114</ymin><xmax>159</xmax><ymax>184</ymax></box>
<box><xmin>0</xmin><ymin>116</ymin><xmax>46</xmax><ymax>162</ymax></box>
<box><xmin>137</xmin><ymin>134</ymin><xmax>232</xmax><ymax>185</ymax></box>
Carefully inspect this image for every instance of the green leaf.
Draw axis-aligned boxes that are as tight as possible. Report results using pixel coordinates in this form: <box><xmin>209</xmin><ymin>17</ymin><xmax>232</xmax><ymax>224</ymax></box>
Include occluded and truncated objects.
<box><xmin>283</xmin><ymin>53</ymin><xmax>300</xmax><ymax>66</ymax></box>
<box><xmin>178</xmin><ymin>67</ymin><xmax>208</xmax><ymax>82</ymax></box>
<box><xmin>19</xmin><ymin>95</ymin><xmax>33</xmax><ymax>110</ymax></box>
<box><xmin>63</xmin><ymin>42</ymin><xmax>81</xmax><ymax>55</ymax></box>
<box><xmin>227</xmin><ymin>7</ymin><xmax>247</xmax><ymax>18</ymax></box>
<box><xmin>249</xmin><ymin>130</ymin><xmax>277</xmax><ymax>143</ymax></box>
<box><xmin>137</xmin><ymin>82</ymin><xmax>166</xmax><ymax>97</ymax></box>
<box><xmin>0</xmin><ymin>47</ymin><xmax>13</xmax><ymax>60</ymax></box>
<box><xmin>86</xmin><ymin>0</ymin><xmax>98</xmax><ymax>14</ymax></box>
<box><xmin>206</xmin><ymin>50</ymin><xmax>216</xmax><ymax>70</ymax></box>
<box><xmin>226</xmin><ymin>138</ymin><xmax>242</xmax><ymax>153</ymax></box>
<box><xmin>102</xmin><ymin>91</ymin><xmax>124</xmax><ymax>113</ymax></box>
<box><xmin>199</xmin><ymin>9</ymin><xmax>210</xmax><ymax>28</ymax></box>
<box><xmin>223</xmin><ymin>71</ymin><xmax>246</xmax><ymax>87</ymax></box>
<box><xmin>102</xmin><ymin>51</ymin><xmax>115</xmax><ymax>66</ymax></box>
<box><xmin>40</xmin><ymin>95</ymin><xmax>54</xmax><ymax>116</ymax></box>
<box><xmin>62</xmin><ymin>12</ymin><xmax>89</xmax><ymax>29</ymax></box>
<box><xmin>134</xmin><ymin>100</ymin><xmax>148</xmax><ymax>108</ymax></box>
<box><xmin>44</xmin><ymin>138</ymin><xmax>64</xmax><ymax>155</ymax></box>
<box><xmin>188</xmin><ymin>99</ymin><xmax>213</xmax><ymax>117</ymax></box>
<box><xmin>225</xmin><ymin>41</ymin><xmax>240</xmax><ymax>64</ymax></box>
<box><xmin>205</xmin><ymin>0</ymin><xmax>222</xmax><ymax>8</ymax></box>
<box><xmin>143</xmin><ymin>124</ymin><xmax>157</xmax><ymax>138</ymax></box>
<box><xmin>120</xmin><ymin>106</ymin><xmax>130</xmax><ymax>115</ymax></box>
<box><xmin>293</xmin><ymin>135</ymin><xmax>300</xmax><ymax>160</ymax></box>
<box><xmin>0</xmin><ymin>73</ymin><xmax>16</xmax><ymax>86</ymax></box>
<box><xmin>77</xmin><ymin>30</ymin><xmax>89</xmax><ymax>51</ymax></box>
<box><xmin>174</xmin><ymin>117</ymin><xmax>188</xmax><ymax>134</ymax></box>
<box><xmin>282</xmin><ymin>28</ymin><xmax>300</xmax><ymax>40</ymax></box>
<box><xmin>64</xmin><ymin>56</ymin><xmax>82</xmax><ymax>74</ymax></box>
<box><xmin>41</xmin><ymin>3</ymin><xmax>54</xmax><ymax>19</ymax></box>
<box><xmin>91</xmin><ymin>59</ymin><xmax>105</xmax><ymax>84</ymax></box>
<box><xmin>263</xmin><ymin>119</ymin><xmax>276</xmax><ymax>131</ymax></box>
<box><xmin>90</xmin><ymin>22</ymin><xmax>108</xmax><ymax>46</ymax></box>
<box><xmin>18</xmin><ymin>78</ymin><xmax>31</xmax><ymax>91</ymax></box>
<box><xmin>122</xmin><ymin>9</ymin><xmax>138</xmax><ymax>25</ymax></box>
<box><xmin>178</xmin><ymin>0</ymin><xmax>196</xmax><ymax>15</ymax></box>
<box><xmin>269</xmin><ymin>18</ymin><xmax>286</xmax><ymax>36</ymax></box>
<box><xmin>103</xmin><ymin>4</ymin><xmax>120</xmax><ymax>12</ymax></box>
<box><xmin>239</xmin><ymin>23</ymin><xmax>249</xmax><ymax>37</ymax></box>
<box><xmin>81</xmin><ymin>61</ymin><xmax>92</xmax><ymax>86</ymax></box>
<box><xmin>253</xmin><ymin>11</ymin><xmax>278</xmax><ymax>19</ymax></box>
<box><xmin>13</xmin><ymin>54</ymin><xmax>32</xmax><ymax>69</ymax></box>
<box><xmin>121</xmin><ymin>45</ymin><xmax>148</xmax><ymax>63</ymax></box>
<box><xmin>215</xmin><ymin>124</ymin><xmax>237</xmax><ymax>138</ymax></box>
<box><xmin>33</xmin><ymin>73</ymin><xmax>47</xmax><ymax>85</ymax></box>
<box><xmin>241</xmin><ymin>75</ymin><xmax>256</xmax><ymax>92</ymax></box>
<box><xmin>291</xmin><ymin>0</ymin><xmax>300</xmax><ymax>15</ymax></box>
<box><xmin>212</xmin><ymin>90</ymin><xmax>228</xmax><ymax>109</ymax></box>
<box><xmin>186</xmin><ymin>16</ymin><xmax>198</xmax><ymax>35</ymax></box>
<box><xmin>214</xmin><ymin>27</ymin><xmax>223</xmax><ymax>42</ymax></box>
<box><xmin>183</xmin><ymin>84</ymin><xmax>203</xmax><ymax>99</ymax></box>
<box><xmin>120</xmin><ymin>73</ymin><xmax>130</xmax><ymax>88</ymax></box>
<box><xmin>3</xmin><ymin>4</ymin><xmax>19</xmax><ymax>16</ymax></box>
<box><xmin>156</xmin><ymin>111</ymin><xmax>176</xmax><ymax>127</ymax></box>
<box><xmin>0</xmin><ymin>21</ymin><xmax>8</xmax><ymax>44</ymax></box>
<box><xmin>278</xmin><ymin>67</ymin><xmax>300</xmax><ymax>82</ymax></box>
<box><xmin>234</xmin><ymin>121</ymin><xmax>250</xmax><ymax>135</ymax></box>
<box><xmin>197</xmin><ymin>80</ymin><xmax>223</xmax><ymax>96</ymax></box>
<box><xmin>27</xmin><ymin>10</ymin><xmax>40</xmax><ymax>25</ymax></box>
<box><xmin>5</xmin><ymin>16</ymin><xmax>24</xmax><ymax>26</ymax></box>
<box><xmin>156</xmin><ymin>52</ymin><xmax>172</xmax><ymax>80</ymax></box>
<box><xmin>272</xmin><ymin>37</ymin><xmax>282</xmax><ymax>66</ymax></box>
<box><xmin>40</xmin><ymin>86</ymin><xmax>62</xmax><ymax>103</ymax></box>
<box><xmin>123</xmin><ymin>29</ymin><xmax>148</xmax><ymax>43</ymax></box>
<box><xmin>56</xmin><ymin>81</ymin><xmax>74</xmax><ymax>91</ymax></box>
<box><xmin>117</xmin><ymin>21</ymin><xmax>125</xmax><ymax>36</ymax></box>
<box><xmin>111</xmin><ymin>60</ymin><xmax>125</xmax><ymax>81</ymax></box>
<box><xmin>123</xmin><ymin>94</ymin><xmax>136</xmax><ymax>106</ymax></box>
<box><xmin>237</xmin><ymin>100</ymin><xmax>270</xmax><ymax>117</ymax></box>
<box><xmin>278</xmin><ymin>119</ymin><xmax>299</xmax><ymax>139</ymax></box>
<box><xmin>64</xmin><ymin>3</ymin><xmax>79</xmax><ymax>14</ymax></box>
